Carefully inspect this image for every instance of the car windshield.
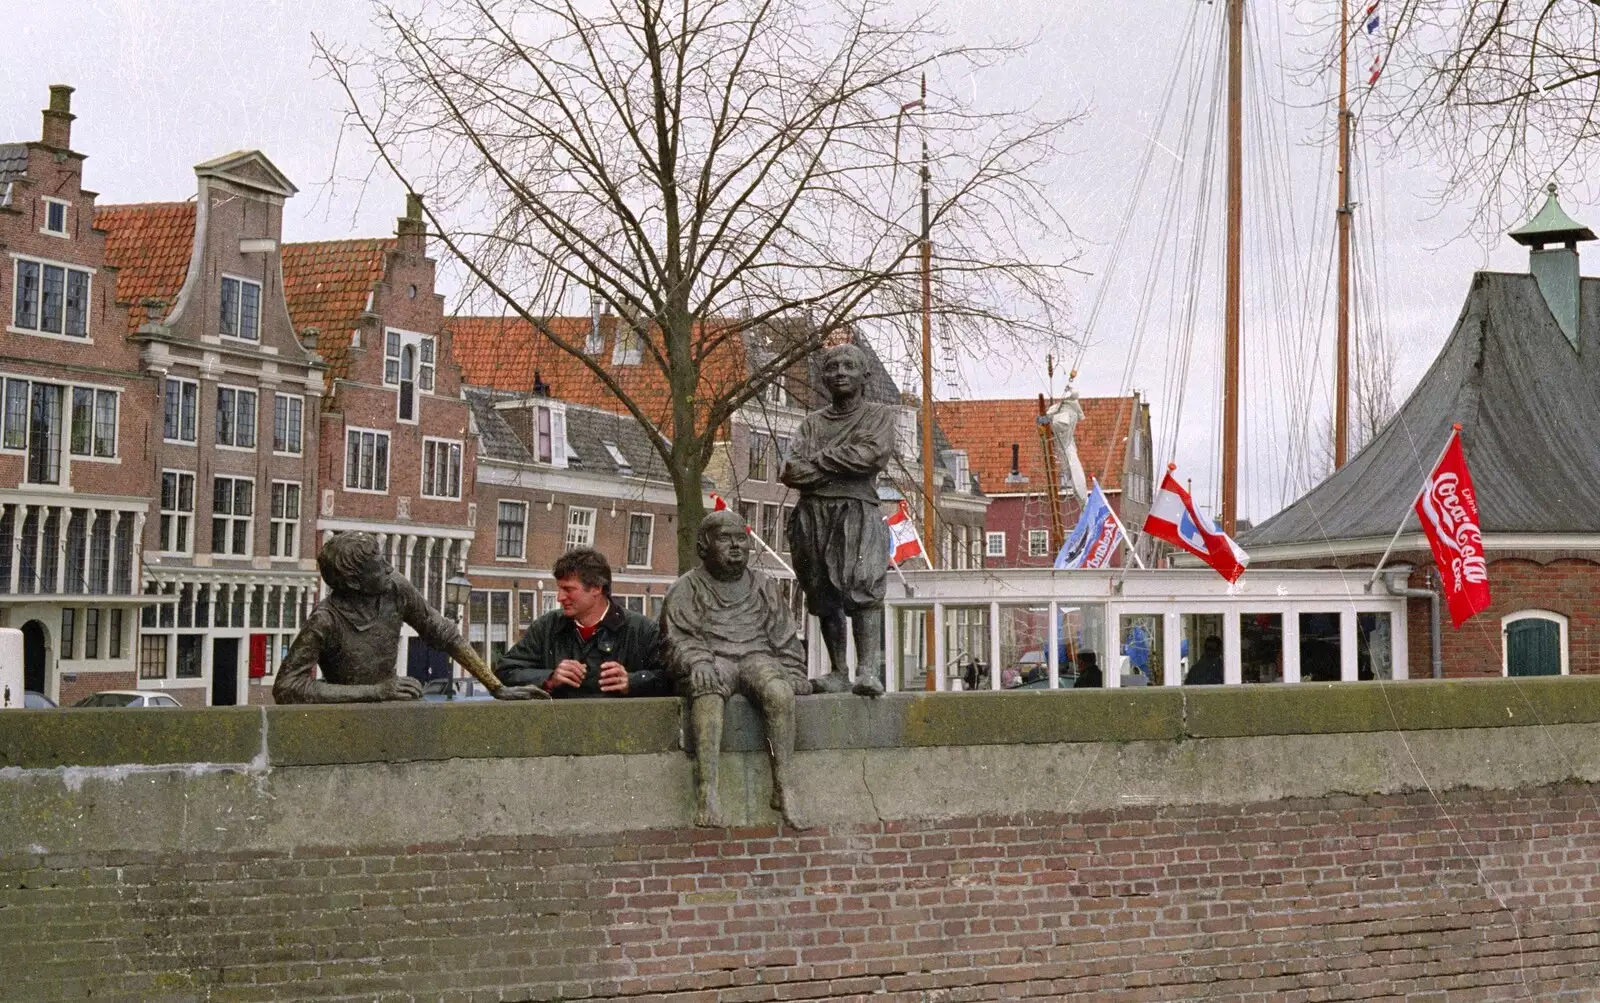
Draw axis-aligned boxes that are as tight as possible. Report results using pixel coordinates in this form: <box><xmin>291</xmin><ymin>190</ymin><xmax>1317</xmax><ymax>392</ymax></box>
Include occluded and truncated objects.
<box><xmin>85</xmin><ymin>693</ymin><xmax>140</xmax><ymax>707</ymax></box>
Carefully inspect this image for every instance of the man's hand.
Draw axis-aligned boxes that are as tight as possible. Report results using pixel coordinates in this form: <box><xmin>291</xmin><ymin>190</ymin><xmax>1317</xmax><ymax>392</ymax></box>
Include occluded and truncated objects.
<box><xmin>492</xmin><ymin>684</ymin><xmax>551</xmax><ymax>701</ymax></box>
<box><xmin>548</xmin><ymin>658</ymin><xmax>587</xmax><ymax>691</ymax></box>
<box><xmin>690</xmin><ymin>660</ymin><xmax>719</xmax><ymax>695</ymax></box>
<box><xmin>377</xmin><ymin>676</ymin><xmax>423</xmax><ymax>701</ymax></box>
<box><xmin>598</xmin><ymin>661</ymin><xmax>630</xmax><ymax>694</ymax></box>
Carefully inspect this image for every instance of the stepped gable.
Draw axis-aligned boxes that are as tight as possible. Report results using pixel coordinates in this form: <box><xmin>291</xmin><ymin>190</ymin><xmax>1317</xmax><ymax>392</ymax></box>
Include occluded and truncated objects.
<box><xmin>1244</xmin><ymin>271</ymin><xmax>1600</xmax><ymax>546</ymax></box>
<box><xmin>934</xmin><ymin>396</ymin><xmax>1137</xmax><ymax>494</ymax></box>
<box><xmin>94</xmin><ymin>201</ymin><xmax>197</xmax><ymax>329</ymax></box>
<box><xmin>281</xmin><ymin>238</ymin><xmax>395</xmax><ymax>383</ymax></box>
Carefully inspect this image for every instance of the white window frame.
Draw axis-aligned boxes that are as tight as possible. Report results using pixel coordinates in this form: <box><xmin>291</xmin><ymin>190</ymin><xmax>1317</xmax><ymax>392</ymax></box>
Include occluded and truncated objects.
<box><xmin>159</xmin><ymin>469</ymin><xmax>196</xmax><ymax>556</ymax></box>
<box><xmin>565</xmin><ymin>506</ymin><xmax>596</xmax><ymax>551</ymax></box>
<box><xmin>383</xmin><ymin>328</ymin><xmax>436</xmax><ymax>424</ymax></box>
<box><xmin>420</xmin><ymin>437</ymin><xmax>464</xmax><ymax>500</ymax></box>
<box><xmin>986</xmin><ymin>531</ymin><xmax>1006</xmax><ymax>558</ymax></box>
<box><xmin>1027</xmin><ymin>529</ymin><xmax>1050</xmax><ymax>558</ymax></box>
<box><xmin>344</xmin><ymin>427</ymin><xmax>391</xmax><ymax>494</ymax></box>
<box><xmin>163</xmin><ymin>377</ymin><xmax>198</xmax><ymax>444</ymax></box>
<box><xmin>530</xmin><ymin>402</ymin><xmax>569</xmax><ymax>467</ymax></box>
<box><xmin>219</xmin><ymin>274</ymin><xmax>262</xmax><ymax>342</ymax></box>
<box><xmin>495</xmin><ymin>500</ymin><xmax>528</xmax><ymax>561</ymax></box>
<box><xmin>9</xmin><ymin>253</ymin><xmax>94</xmax><ymax>343</ymax></box>
<box><xmin>748</xmin><ymin>431</ymin><xmax>770</xmax><ymax>482</ymax></box>
<box><xmin>65</xmin><ymin>385</ymin><xmax>119</xmax><ymax>462</ymax></box>
<box><xmin>1501</xmin><ymin>609</ymin><xmax>1569</xmax><ymax>677</ymax></box>
<box><xmin>214</xmin><ymin>384</ymin><xmax>258</xmax><ymax>451</ymax></box>
<box><xmin>268</xmin><ymin>480</ymin><xmax>302</xmax><ymax>560</ymax></box>
<box><xmin>210</xmin><ymin>474</ymin><xmax>255</xmax><ymax>558</ymax></box>
<box><xmin>763</xmin><ymin>378</ymin><xmax>791</xmax><ymax>407</ymax></box>
<box><xmin>272</xmin><ymin>393</ymin><xmax>304</xmax><ymax>455</ymax></box>
<box><xmin>41</xmin><ymin>197</ymin><xmax>70</xmax><ymax>237</ymax></box>
<box><xmin>626</xmin><ymin>512</ymin><xmax>654</xmax><ymax>569</ymax></box>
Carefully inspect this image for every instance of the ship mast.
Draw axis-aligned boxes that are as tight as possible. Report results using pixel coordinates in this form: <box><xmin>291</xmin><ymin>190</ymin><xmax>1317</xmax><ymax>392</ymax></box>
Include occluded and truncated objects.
<box><xmin>1335</xmin><ymin>1</ymin><xmax>1353</xmax><ymax>468</ymax></box>
<box><xmin>1221</xmin><ymin>0</ymin><xmax>1244</xmax><ymax>535</ymax></box>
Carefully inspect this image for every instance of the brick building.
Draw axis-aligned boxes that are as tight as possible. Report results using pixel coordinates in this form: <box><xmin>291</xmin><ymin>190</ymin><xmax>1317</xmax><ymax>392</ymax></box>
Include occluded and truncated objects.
<box><xmin>934</xmin><ymin>393</ymin><xmax>1152</xmax><ymax>568</ymax></box>
<box><xmin>97</xmin><ymin>151</ymin><xmax>324</xmax><ymax>707</ymax></box>
<box><xmin>282</xmin><ymin>196</ymin><xmax>477</xmax><ymax>686</ymax></box>
<box><xmin>1242</xmin><ymin>191</ymin><xmax>1600</xmax><ymax>681</ymax></box>
<box><xmin>0</xmin><ymin>87</ymin><xmax>152</xmax><ymax>706</ymax></box>
<box><xmin>462</xmin><ymin>387</ymin><xmax>678</xmax><ymax>670</ymax></box>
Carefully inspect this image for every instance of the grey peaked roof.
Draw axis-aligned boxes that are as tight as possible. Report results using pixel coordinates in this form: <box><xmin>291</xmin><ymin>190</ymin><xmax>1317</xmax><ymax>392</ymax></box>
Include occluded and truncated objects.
<box><xmin>1243</xmin><ymin>271</ymin><xmax>1600</xmax><ymax>548</ymax></box>
<box><xmin>463</xmin><ymin>385</ymin><xmax>671</xmax><ymax>482</ymax></box>
<box><xmin>0</xmin><ymin>144</ymin><xmax>28</xmax><ymax>185</ymax></box>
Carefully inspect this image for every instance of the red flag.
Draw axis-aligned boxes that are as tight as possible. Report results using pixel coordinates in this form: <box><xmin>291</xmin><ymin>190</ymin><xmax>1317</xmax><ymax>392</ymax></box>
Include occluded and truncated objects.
<box><xmin>708</xmin><ymin>492</ymin><xmax>752</xmax><ymax>534</ymax></box>
<box><xmin>1367</xmin><ymin>54</ymin><xmax>1382</xmax><ymax>85</ymax></box>
<box><xmin>886</xmin><ymin>500</ymin><xmax>924</xmax><ymax>566</ymax></box>
<box><xmin>1142</xmin><ymin>467</ymin><xmax>1249</xmax><ymax>583</ymax></box>
<box><xmin>1414</xmin><ymin>430</ymin><xmax>1491</xmax><ymax>627</ymax></box>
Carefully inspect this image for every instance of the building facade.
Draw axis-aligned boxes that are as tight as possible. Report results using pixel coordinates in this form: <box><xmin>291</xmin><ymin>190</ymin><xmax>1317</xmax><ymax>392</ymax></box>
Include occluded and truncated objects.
<box><xmin>98</xmin><ymin>151</ymin><xmax>324</xmax><ymax>707</ymax></box>
<box><xmin>0</xmin><ymin>87</ymin><xmax>152</xmax><ymax>706</ymax></box>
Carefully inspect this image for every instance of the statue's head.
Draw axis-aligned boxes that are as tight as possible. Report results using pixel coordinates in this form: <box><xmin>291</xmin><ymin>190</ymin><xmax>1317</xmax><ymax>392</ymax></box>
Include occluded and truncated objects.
<box><xmin>318</xmin><ymin>532</ymin><xmax>390</xmax><ymax>596</ymax></box>
<box><xmin>697</xmin><ymin>509</ymin><xmax>750</xmax><ymax>581</ymax></box>
<box><xmin>820</xmin><ymin>343</ymin><xmax>868</xmax><ymax>403</ymax></box>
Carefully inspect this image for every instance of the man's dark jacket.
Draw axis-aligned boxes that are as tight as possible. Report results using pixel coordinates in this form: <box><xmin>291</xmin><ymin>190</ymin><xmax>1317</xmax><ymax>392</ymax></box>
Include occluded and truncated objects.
<box><xmin>494</xmin><ymin>603</ymin><xmax>670</xmax><ymax>698</ymax></box>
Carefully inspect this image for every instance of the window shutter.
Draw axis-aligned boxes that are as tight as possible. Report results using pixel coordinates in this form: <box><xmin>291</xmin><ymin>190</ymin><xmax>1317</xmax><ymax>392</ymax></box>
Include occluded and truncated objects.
<box><xmin>550</xmin><ymin>405</ymin><xmax>568</xmax><ymax>469</ymax></box>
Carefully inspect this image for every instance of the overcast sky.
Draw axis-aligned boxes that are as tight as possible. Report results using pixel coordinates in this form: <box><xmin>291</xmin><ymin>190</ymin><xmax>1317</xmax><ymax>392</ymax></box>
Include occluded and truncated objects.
<box><xmin>2</xmin><ymin>0</ymin><xmax>1547</xmax><ymax>523</ymax></box>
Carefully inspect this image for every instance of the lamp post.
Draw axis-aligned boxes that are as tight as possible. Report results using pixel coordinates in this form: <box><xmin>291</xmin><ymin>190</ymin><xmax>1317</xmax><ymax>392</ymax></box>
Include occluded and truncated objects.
<box><xmin>444</xmin><ymin>567</ymin><xmax>474</xmax><ymax>699</ymax></box>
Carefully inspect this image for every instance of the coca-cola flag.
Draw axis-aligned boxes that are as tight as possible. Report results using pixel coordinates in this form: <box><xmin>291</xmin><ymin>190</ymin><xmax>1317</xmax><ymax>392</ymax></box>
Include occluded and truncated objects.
<box><xmin>1414</xmin><ymin>430</ymin><xmax>1491</xmax><ymax>627</ymax></box>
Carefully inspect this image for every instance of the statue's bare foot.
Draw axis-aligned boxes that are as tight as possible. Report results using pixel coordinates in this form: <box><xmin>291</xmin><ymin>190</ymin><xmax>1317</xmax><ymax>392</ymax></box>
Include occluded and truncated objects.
<box><xmin>694</xmin><ymin>793</ymin><xmax>725</xmax><ymax>828</ymax></box>
<box><xmin>774</xmin><ymin>786</ymin><xmax>811</xmax><ymax>830</ymax></box>
<box><xmin>810</xmin><ymin>671</ymin><xmax>852</xmax><ymax>694</ymax></box>
<box><xmin>852</xmin><ymin>675</ymin><xmax>885</xmax><ymax>698</ymax></box>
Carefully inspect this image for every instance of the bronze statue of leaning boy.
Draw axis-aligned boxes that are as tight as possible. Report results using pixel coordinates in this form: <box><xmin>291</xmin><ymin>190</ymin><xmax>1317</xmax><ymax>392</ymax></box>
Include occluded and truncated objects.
<box><xmin>274</xmin><ymin>532</ymin><xmax>546</xmax><ymax>703</ymax></box>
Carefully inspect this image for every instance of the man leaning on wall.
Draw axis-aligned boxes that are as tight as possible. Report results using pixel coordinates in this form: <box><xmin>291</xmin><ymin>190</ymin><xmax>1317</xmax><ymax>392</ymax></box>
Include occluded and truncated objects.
<box><xmin>494</xmin><ymin>548</ymin><xmax>671</xmax><ymax>698</ymax></box>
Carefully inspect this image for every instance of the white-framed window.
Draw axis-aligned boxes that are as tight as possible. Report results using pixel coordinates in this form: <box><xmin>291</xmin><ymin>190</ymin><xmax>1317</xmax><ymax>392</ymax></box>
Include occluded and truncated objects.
<box><xmin>344</xmin><ymin>428</ymin><xmax>390</xmax><ymax>493</ymax></box>
<box><xmin>495</xmin><ymin>500</ymin><xmax>527</xmax><ymax>560</ymax></box>
<box><xmin>533</xmin><ymin>402</ymin><xmax>568</xmax><ymax>466</ymax></box>
<box><xmin>954</xmin><ymin>525</ymin><xmax>969</xmax><ymax>570</ymax></box>
<box><xmin>760</xmin><ymin>502</ymin><xmax>780</xmax><ymax>550</ymax></box>
<box><xmin>565</xmin><ymin>506</ymin><xmax>595</xmax><ymax>551</ymax></box>
<box><xmin>626</xmin><ymin>512</ymin><xmax>654</xmax><ymax>568</ymax></box>
<box><xmin>944</xmin><ymin>450</ymin><xmax>971</xmax><ymax>493</ymax></box>
<box><xmin>384</xmin><ymin>329</ymin><xmax>435</xmax><ymax>423</ymax></box>
<box><xmin>272</xmin><ymin>394</ymin><xmax>303</xmax><ymax>455</ymax></box>
<box><xmin>1027</xmin><ymin>529</ymin><xmax>1050</xmax><ymax>558</ymax></box>
<box><xmin>601</xmin><ymin>440</ymin><xmax>632</xmax><ymax>475</ymax></box>
<box><xmin>159</xmin><ymin>470</ymin><xmax>196</xmax><ymax>555</ymax></box>
<box><xmin>219</xmin><ymin>275</ymin><xmax>261</xmax><ymax>341</ymax></box>
<box><xmin>986</xmin><ymin>531</ymin><xmax>1006</xmax><ymax>558</ymax></box>
<box><xmin>68</xmin><ymin>387</ymin><xmax>117</xmax><ymax>458</ymax></box>
<box><xmin>42</xmin><ymin>197</ymin><xmax>69</xmax><ymax>237</ymax></box>
<box><xmin>215</xmin><ymin>386</ymin><xmax>258</xmax><ymax>449</ymax></box>
<box><xmin>11</xmin><ymin>255</ymin><xmax>92</xmax><ymax>339</ymax></box>
<box><xmin>776</xmin><ymin>434</ymin><xmax>794</xmax><ymax>469</ymax></box>
<box><xmin>163</xmin><ymin>377</ymin><xmax>198</xmax><ymax>443</ymax></box>
<box><xmin>421</xmin><ymin>438</ymin><xmax>463</xmax><ymax>499</ymax></box>
<box><xmin>748</xmin><ymin>432</ymin><xmax>770</xmax><ymax>482</ymax></box>
<box><xmin>210</xmin><ymin>475</ymin><xmax>254</xmax><ymax>557</ymax></box>
<box><xmin>763</xmin><ymin>378</ymin><xmax>792</xmax><ymax>407</ymax></box>
<box><xmin>268</xmin><ymin>481</ymin><xmax>301</xmax><ymax>559</ymax></box>
<box><xmin>1502</xmin><ymin>610</ymin><xmax>1569</xmax><ymax>677</ymax></box>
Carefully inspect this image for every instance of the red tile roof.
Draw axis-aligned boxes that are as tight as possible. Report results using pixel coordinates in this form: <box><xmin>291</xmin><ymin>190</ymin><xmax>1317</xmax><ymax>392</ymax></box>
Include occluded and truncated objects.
<box><xmin>94</xmin><ymin>202</ymin><xmax>196</xmax><ymax>330</ymax></box>
<box><xmin>281</xmin><ymin>238</ymin><xmax>395</xmax><ymax>382</ymax></box>
<box><xmin>450</xmin><ymin>315</ymin><xmax>749</xmax><ymax>428</ymax></box>
<box><xmin>934</xmin><ymin>396</ymin><xmax>1139</xmax><ymax>494</ymax></box>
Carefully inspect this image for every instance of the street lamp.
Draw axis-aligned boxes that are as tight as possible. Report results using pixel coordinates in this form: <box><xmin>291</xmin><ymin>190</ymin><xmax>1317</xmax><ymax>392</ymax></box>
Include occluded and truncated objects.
<box><xmin>444</xmin><ymin>567</ymin><xmax>474</xmax><ymax>699</ymax></box>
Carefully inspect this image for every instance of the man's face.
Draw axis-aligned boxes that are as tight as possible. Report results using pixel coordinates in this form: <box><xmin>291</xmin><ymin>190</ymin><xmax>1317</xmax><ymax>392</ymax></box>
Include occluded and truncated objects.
<box><xmin>703</xmin><ymin>525</ymin><xmax>750</xmax><ymax>578</ymax></box>
<box><xmin>556</xmin><ymin>576</ymin><xmax>606</xmax><ymax>621</ymax></box>
<box><xmin>822</xmin><ymin>350</ymin><xmax>866</xmax><ymax>401</ymax></box>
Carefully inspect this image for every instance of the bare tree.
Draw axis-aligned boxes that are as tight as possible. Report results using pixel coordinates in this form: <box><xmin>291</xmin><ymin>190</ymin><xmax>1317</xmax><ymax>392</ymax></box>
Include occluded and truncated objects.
<box><xmin>1362</xmin><ymin>0</ymin><xmax>1600</xmax><ymax>231</ymax></box>
<box><xmin>318</xmin><ymin>0</ymin><xmax>1076</xmax><ymax>566</ymax></box>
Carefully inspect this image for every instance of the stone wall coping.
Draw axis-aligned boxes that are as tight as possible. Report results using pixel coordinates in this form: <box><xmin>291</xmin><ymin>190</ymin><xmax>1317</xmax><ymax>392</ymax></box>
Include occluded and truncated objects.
<box><xmin>1</xmin><ymin>675</ymin><xmax>1594</xmax><ymax>770</ymax></box>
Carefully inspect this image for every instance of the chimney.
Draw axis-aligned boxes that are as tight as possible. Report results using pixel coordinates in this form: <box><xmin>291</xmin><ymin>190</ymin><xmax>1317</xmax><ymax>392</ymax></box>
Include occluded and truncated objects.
<box><xmin>1508</xmin><ymin>183</ymin><xmax>1596</xmax><ymax>351</ymax></box>
<box><xmin>41</xmin><ymin>85</ymin><xmax>74</xmax><ymax>151</ymax></box>
<box><xmin>396</xmin><ymin>192</ymin><xmax>426</xmax><ymax>255</ymax></box>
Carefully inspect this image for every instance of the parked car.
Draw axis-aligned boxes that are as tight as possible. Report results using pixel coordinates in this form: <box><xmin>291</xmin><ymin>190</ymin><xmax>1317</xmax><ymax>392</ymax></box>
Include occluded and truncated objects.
<box><xmin>72</xmin><ymin>691</ymin><xmax>183</xmax><ymax>708</ymax></box>
<box><xmin>420</xmin><ymin>678</ymin><xmax>496</xmax><ymax>702</ymax></box>
<box><xmin>23</xmin><ymin>691</ymin><xmax>56</xmax><ymax>709</ymax></box>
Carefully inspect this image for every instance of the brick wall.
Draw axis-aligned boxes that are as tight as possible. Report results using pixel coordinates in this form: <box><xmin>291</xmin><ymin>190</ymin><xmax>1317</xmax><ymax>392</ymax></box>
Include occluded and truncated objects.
<box><xmin>5</xmin><ymin>785</ymin><xmax>1600</xmax><ymax>1000</ymax></box>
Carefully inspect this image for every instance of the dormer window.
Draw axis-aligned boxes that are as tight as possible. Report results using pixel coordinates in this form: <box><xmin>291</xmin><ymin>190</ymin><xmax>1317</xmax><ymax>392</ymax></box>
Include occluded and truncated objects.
<box><xmin>42</xmin><ymin>198</ymin><xmax>68</xmax><ymax>237</ymax></box>
<box><xmin>762</xmin><ymin>378</ymin><xmax>791</xmax><ymax>407</ymax></box>
<box><xmin>219</xmin><ymin>276</ymin><xmax>261</xmax><ymax>341</ymax></box>
<box><xmin>612</xmin><ymin>325</ymin><xmax>643</xmax><ymax>365</ymax></box>
<box><xmin>384</xmin><ymin>329</ymin><xmax>436</xmax><ymax>423</ymax></box>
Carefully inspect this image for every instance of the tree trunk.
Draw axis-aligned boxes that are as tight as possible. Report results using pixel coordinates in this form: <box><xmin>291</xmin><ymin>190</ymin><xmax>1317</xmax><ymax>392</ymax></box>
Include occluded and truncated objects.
<box><xmin>665</xmin><ymin>308</ymin><xmax>705</xmax><ymax>573</ymax></box>
<box><xmin>671</xmin><ymin>444</ymin><xmax>707</xmax><ymax>575</ymax></box>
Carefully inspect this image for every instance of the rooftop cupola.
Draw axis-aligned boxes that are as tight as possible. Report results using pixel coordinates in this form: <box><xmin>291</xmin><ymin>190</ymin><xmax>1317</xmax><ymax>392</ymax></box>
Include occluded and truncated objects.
<box><xmin>1509</xmin><ymin>183</ymin><xmax>1595</xmax><ymax>350</ymax></box>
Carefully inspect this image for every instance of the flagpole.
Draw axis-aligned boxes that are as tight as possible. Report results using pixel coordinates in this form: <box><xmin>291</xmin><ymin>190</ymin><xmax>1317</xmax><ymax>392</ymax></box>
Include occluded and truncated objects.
<box><xmin>1367</xmin><ymin>424</ymin><xmax>1460</xmax><ymax>587</ymax></box>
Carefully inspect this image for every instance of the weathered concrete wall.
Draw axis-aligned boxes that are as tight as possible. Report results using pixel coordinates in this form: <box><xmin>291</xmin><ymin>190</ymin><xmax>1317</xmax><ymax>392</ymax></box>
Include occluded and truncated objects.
<box><xmin>5</xmin><ymin>680</ymin><xmax>1600</xmax><ymax>1000</ymax></box>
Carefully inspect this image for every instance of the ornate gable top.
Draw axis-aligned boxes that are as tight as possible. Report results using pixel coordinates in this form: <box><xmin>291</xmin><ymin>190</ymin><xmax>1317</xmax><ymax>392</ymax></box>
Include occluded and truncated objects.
<box><xmin>193</xmin><ymin>150</ymin><xmax>297</xmax><ymax>198</ymax></box>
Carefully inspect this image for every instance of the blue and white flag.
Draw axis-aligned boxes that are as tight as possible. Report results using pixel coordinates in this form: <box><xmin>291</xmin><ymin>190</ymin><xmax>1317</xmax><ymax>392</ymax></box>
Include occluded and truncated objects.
<box><xmin>1054</xmin><ymin>480</ymin><xmax>1122</xmax><ymax>570</ymax></box>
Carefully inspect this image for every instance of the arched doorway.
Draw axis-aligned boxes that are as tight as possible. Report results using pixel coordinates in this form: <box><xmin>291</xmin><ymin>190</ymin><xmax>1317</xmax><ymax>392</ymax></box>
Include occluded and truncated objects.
<box><xmin>21</xmin><ymin>620</ymin><xmax>47</xmax><ymax>693</ymax></box>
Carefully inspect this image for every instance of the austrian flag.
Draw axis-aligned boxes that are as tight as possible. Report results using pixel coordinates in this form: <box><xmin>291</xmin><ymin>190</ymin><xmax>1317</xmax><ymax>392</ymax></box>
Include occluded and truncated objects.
<box><xmin>1142</xmin><ymin>467</ymin><xmax>1250</xmax><ymax>583</ymax></box>
<box><xmin>1414</xmin><ymin>429</ymin><xmax>1491</xmax><ymax>626</ymax></box>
